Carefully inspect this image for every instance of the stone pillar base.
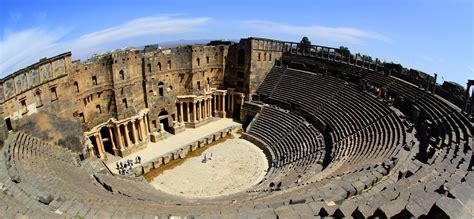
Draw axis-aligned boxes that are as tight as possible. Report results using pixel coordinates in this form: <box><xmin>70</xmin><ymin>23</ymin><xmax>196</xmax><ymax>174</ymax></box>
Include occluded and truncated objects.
<box><xmin>170</xmin><ymin>124</ymin><xmax>185</xmax><ymax>134</ymax></box>
<box><xmin>150</xmin><ymin>132</ymin><xmax>166</xmax><ymax>143</ymax></box>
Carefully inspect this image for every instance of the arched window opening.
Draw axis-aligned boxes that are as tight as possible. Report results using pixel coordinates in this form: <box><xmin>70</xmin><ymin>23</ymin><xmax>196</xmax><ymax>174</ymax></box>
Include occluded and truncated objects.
<box><xmin>119</xmin><ymin>70</ymin><xmax>124</xmax><ymax>80</ymax></box>
<box><xmin>196</xmin><ymin>58</ymin><xmax>200</xmax><ymax>66</ymax></box>
<box><xmin>158</xmin><ymin>81</ymin><xmax>164</xmax><ymax>96</ymax></box>
<box><xmin>74</xmin><ymin>81</ymin><xmax>79</xmax><ymax>92</ymax></box>
<box><xmin>158</xmin><ymin>62</ymin><xmax>162</xmax><ymax>71</ymax></box>
<box><xmin>96</xmin><ymin>104</ymin><xmax>102</xmax><ymax>113</ymax></box>
<box><xmin>50</xmin><ymin>87</ymin><xmax>58</xmax><ymax>101</ymax></box>
<box><xmin>20</xmin><ymin>99</ymin><xmax>27</xmax><ymax>114</ymax></box>
<box><xmin>167</xmin><ymin>60</ymin><xmax>171</xmax><ymax>70</ymax></box>
<box><xmin>147</xmin><ymin>63</ymin><xmax>152</xmax><ymax>72</ymax></box>
<box><xmin>35</xmin><ymin>90</ymin><xmax>43</xmax><ymax>107</ymax></box>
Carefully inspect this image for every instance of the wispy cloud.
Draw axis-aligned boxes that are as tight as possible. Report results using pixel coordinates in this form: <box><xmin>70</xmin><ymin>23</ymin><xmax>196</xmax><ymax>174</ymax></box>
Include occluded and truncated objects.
<box><xmin>0</xmin><ymin>15</ymin><xmax>211</xmax><ymax>77</ymax></box>
<box><xmin>0</xmin><ymin>27</ymin><xmax>67</xmax><ymax>76</ymax></box>
<box><xmin>243</xmin><ymin>20</ymin><xmax>391</xmax><ymax>45</ymax></box>
<box><xmin>73</xmin><ymin>16</ymin><xmax>211</xmax><ymax>51</ymax></box>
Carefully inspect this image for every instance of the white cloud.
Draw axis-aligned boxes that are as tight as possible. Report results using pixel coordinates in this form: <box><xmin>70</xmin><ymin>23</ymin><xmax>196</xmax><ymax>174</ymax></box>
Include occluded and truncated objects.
<box><xmin>72</xmin><ymin>16</ymin><xmax>211</xmax><ymax>51</ymax></box>
<box><xmin>243</xmin><ymin>20</ymin><xmax>390</xmax><ymax>45</ymax></box>
<box><xmin>0</xmin><ymin>15</ymin><xmax>211</xmax><ymax>77</ymax></box>
<box><xmin>0</xmin><ymin>27</ymin><xmax>67</xmax><ymax>76</ymax></box>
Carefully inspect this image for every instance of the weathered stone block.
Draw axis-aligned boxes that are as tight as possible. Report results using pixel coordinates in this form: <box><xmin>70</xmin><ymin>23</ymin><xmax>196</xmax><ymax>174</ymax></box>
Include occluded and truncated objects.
<box><xmin>11</xmin><ymin>175</ymin><xmax>20</xmax><ymax>183</ymax></box>
<box><xmin>37</xmin><ymin>192</ymin><xmax>54</xmax><ymax>205</ymax></box>
<box><xmin>152</xmin><ymin>157</ymin><xmax>163</xmax><ymax>168</ymax></box>
<box><xmin>163</xmin><ymin>153</ymin><xmax>173</xmax><ymax>164</ymax></box>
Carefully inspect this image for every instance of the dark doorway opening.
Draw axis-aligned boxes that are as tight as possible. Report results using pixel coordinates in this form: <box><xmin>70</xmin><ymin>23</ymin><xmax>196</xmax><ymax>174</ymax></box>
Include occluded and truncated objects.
<box><xmin>89</xmin><ymin>136</ymin><xmax>100</xmax><ymax>158</ymax></box>
<box><xmin>158</xmin><ymin>110</ymin><xmax>172</xmax><ymax>133</ymax></box>
<box><xmin>100</xmin><ymin>127</ymin><xmax>114</xmax><ymax>155</ymax></box>
<box><xmin>233</xmin><ymin>106</ymin><xmax>241</xmax><ymax>119</ymax></box>
<box><xmin>242</xmin><ymin>115</ymin><xmax>254</xmax><ymax>130</ymax></box>
<box><xmin>5</xmin><ymin>118</ymin><xmax>12</xmax><ymax>131</ymax></box>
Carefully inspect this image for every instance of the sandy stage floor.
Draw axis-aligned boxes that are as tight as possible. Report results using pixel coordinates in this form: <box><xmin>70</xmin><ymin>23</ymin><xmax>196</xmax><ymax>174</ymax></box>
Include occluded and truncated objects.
<box><xmin>149</xmin><ymin>134</ymin><xmax>268</xmax><ymax>198</ymax></box>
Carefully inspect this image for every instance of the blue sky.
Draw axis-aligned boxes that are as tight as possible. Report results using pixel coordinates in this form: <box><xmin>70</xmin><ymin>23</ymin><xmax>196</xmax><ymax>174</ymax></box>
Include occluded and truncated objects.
<box><xmin>0</xmin><ymin>0</ymin><xmax>472</xmax><ymax>85</ymax></box>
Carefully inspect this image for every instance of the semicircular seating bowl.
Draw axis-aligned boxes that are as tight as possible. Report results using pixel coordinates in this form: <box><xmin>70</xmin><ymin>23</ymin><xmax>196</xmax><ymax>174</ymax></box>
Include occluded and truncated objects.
<box><xmin>0</xmin><ymin>61</ymin><xmax>472</xmax><ymax>218</ymax></box>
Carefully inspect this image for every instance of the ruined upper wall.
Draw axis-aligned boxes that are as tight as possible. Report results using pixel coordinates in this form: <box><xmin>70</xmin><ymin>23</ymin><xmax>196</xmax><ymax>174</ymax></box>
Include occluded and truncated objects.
<box><xmin>0</xmin><ymin>52</ymin><xmax>72</xmax><ymax>103</ymax></box>
<box><xmin>224</xmin><ymin>38</ymin><xmax>284</xmax><ymax>99</ymax></box>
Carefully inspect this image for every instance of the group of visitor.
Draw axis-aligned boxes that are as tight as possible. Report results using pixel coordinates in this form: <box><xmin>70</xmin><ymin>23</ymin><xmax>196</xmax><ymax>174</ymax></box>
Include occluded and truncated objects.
<box><xmin>116</xmin><ymin>156</ymin><xmax>142</xmax><ymax>175</ymax></box>
<box><xmin>363</xmin><ymin>80</ymin><xmax>395</xmax><ymax>106</ymax></box>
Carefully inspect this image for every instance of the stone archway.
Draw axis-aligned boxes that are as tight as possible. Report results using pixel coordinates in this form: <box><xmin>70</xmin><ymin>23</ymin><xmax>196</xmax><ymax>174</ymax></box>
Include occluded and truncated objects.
<box><xmin>158</xmin><ymin>110</ymin><xmax>172</xmax><ymax>133</ymax></box>
<box><xmin>100</xmin><ymin>127</ymin><xmax>114</xmax><ymax>155</ymax></box>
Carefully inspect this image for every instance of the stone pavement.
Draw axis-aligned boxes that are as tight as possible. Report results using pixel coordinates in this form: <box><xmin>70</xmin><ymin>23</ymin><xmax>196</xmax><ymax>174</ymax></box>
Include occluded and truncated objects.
<box><xmin>106</xmin><ymin>118</ymin><xmax>240</xmax><ymax>174</ymax></box>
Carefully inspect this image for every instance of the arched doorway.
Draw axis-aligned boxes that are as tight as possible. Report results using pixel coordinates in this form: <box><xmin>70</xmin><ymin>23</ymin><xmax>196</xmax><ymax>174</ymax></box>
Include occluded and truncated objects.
<box><xmin>100</xmin><ymin>127</ymin><xmax>114</xmax><ymax>155</ymax></box>
<box><xmin>158</xmin><ymin>81</ymin><xmax>164</xmax><ymax>96</ymax></box>
<box><xmin>89</xmin><ymin>136</ymin><xmax>100</xmax><ymax>158</ymax></box>
<box><xmin>158</xmin><ymin>110</ymin><xmax>172</xmax><ymax>133</ymax></box>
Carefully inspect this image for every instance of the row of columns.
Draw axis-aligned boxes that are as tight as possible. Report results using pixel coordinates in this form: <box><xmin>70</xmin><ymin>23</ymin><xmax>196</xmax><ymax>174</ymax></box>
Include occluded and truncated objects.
<box><xmin>88</xmin><ymin>112</ymin><xmax>150</xmax><ymax>159</ymax></box>
<box><xmin>213</xmin><ymin>91</ymin><xmax>245</xmax><ymax>116</ymax></box>
<box><xmin>176</xmin><ymin>91</ymin><xmax>245</xmax><ymax>126</ymax></box>
<box><xmin>177</xmin><ymin>96</ymin><xmax>213</xmax><ymax>125</ymax></box>
<box><xmin>213</xmin><ymin>92</ymin><xmax>227</xmax><ymax>117</ymax></box>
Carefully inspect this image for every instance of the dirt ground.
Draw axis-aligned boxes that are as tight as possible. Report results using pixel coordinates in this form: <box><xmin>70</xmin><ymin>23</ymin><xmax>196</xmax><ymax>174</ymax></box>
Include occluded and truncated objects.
<box><xmin>149</xmin><ymin>134</ymin><xmax>268</xmax><ymax>198</ymax></box>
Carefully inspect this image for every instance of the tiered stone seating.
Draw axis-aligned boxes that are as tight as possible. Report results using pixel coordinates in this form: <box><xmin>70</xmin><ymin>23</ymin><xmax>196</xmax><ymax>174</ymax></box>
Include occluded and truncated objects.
<box><xmin>247</xmin><ymin>106</ymin><xmax>325</xmax><ymax>171</ymax></box>
<box><xmin>265</xmin><ymin>56</ymin><xmax>472</xmax><ymax>217</ymax></box>
<box><xmin>256</xmin><ymin>66</ymin><xmax>286</xmax><ymax>97</ymax></box>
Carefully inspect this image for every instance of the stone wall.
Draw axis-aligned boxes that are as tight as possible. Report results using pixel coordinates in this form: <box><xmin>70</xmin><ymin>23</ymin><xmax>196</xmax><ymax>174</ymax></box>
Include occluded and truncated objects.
<box><xmin>224</xmin><ymin>38</ymin><xmax>283</xmax><ymax>100</ymax></box>
<box><xmin>0</xmin><ymin>38</ymin><xmax>281</xmax><ymax>154</ymax></box>
<box><xmin>0</xmin><ymin>53</ymin><xmax>79</xmax><ymax>143</ymax></box>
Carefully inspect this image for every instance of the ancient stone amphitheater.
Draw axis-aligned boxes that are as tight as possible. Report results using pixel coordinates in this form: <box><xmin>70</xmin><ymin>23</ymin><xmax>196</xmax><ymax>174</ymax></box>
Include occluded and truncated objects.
<box><xmin>0</xmin><ymin>38</ymin><xmax>472</xmax><ymax>218</ymax></box>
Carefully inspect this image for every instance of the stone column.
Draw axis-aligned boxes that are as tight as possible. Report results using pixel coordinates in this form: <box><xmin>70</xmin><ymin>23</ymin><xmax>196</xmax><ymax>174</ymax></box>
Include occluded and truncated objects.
<box><xmin>193</xmin><ymin>101</ymin><xmax>197</xmax><ymax>122</ymax></box>
<box><xmin>230</xmin><ymin>93</ymin><xmax>234</xmax><ymax>112</ymax></box>
<box><xmin>221</xmin><ymin>93</ymin><xmax>226</xmax><ymax>117</ymax></box>
<box><xmin>114</xmin><ymin>125</ymin><xmax>123</xmax><ymax>150</ymax></box>
<box><xmin>213</xmin><ymin>95</ymin><xmax>217</xmax><ymax>116</ymax></box>
<box><xmin>179</xmin><ymin>102</ymin><xmax>184</xmax><ymax>125</ymax></box>
<box><xmin>108</xmin><ymin>126</ymin><xmax>116</xmax><ymax>151</ymax></box>
<box><xmin>202</xmin><ymin>99</ymin><xmax>206</xmax><ymax>119</ymax></box>
<box><xmin>142</xmin><ymin>115</ymin><xmax>148</xmax><ymax>136</ymax></box>
<box><xmin>131</xmin><ymin>120</ymin><xmax>138</xmax><ymax>144</ymax></box>
<box><xmin>144</xmin><ymin>114</ymin><xmax>149</xmax><ymax>134</ymax></box>
<box><xmin>137</xmin><ymin>119</ymin><xmax>143</xmax><ymax>141</ymax></box>
<box><xmin>96</xmin><ymin>134</ymin><xmax>105</xmax><ymax>159</ymax></box>
<box><xmin>204</xmin><ymin>98</ymin><xmax>209</xmax><ymax>119</ymax></box>
<box><xmin>186</xmin><ymin>101</ymin><xmax>191</xmax><ymax>122</ymax></box>
<box><xmin>196</xmin><ymin>100</ymin><xmax>202</xmax><ymax>121</ymax></box>
<box><xmin>209</xmin><ymin>97</ymin><xmax>212</xmax><ymax>117</ymax></box>
<box><xmin>240</xmin><ymin>94</ymin><xmax>245</xmax><ymax>109</ymax></box>
<box><xmin>88</xmin><ymin>138</ymin><xmax>96</xmax><ymax>157</ymax></box>
<box><xmin>124</xmin><ymin>123</ymin><xmax>131</xmax><ymax>147</ymax></box>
